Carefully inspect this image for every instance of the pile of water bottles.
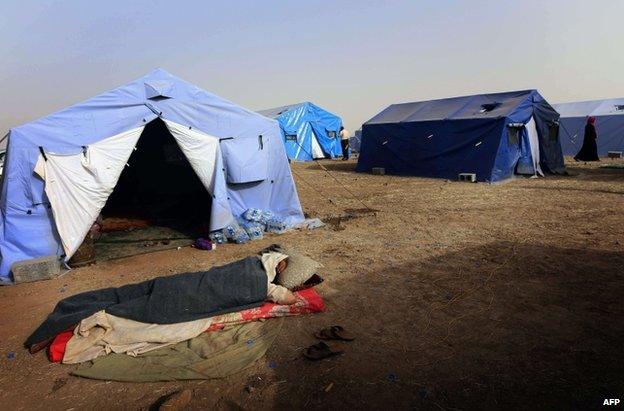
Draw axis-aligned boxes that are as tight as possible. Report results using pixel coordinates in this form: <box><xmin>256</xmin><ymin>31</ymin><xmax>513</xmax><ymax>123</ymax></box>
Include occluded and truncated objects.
<box><xmin>208</xmin><ymin>208</ymin><xmax>288</xmax><ymax>244</ymax></box>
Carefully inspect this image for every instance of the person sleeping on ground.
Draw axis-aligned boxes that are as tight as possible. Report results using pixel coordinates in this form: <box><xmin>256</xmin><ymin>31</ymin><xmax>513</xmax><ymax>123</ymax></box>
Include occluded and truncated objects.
<box><xmin>26</xmin><ymin>246</ymin><xmax>320</xmax><ymax>351</ymax></box>
<box><xmin>261</xmin><ymin>250</ymin><xmax>297</xmax><ymax>305</ymax></box>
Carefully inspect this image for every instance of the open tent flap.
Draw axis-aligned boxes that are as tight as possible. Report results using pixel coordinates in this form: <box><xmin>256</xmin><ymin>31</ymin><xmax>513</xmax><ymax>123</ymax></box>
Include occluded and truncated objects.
<box><xmin>163</xmin><ymin>120</ymin><xmax>234</xmax><ymax>229</ymax></box>
<box><xmin>291</xmin><ymin>122</ymin><xmax>325</xmax><ymax>160</ymax></box>
<box><xmin>35</xmin><ymin>120</ymin><xmax>235</xmax><ymax>260</ymax></box>
<box><xmin>525</xmin><ymin>117</ymin><xmax>543</xmax><ymax>176</ymax></box>
<box><xmin>309</xmin><ymin>122</ymin><xmax>339</xmax><ymax>158</ymax></box>
<box><xmin>34</xmin><ymin>127</ymin><xmax>145</xmax><ymax>259</ymax></box>
<box><xmin>515</xmin><ymin>117</ymin><xmax>544</xmax><ymax>176</ymax></box>
<box><xmin>310</xmin><ymin>130</ymin><xmax>326</xmax><ymax>159</ymax></box>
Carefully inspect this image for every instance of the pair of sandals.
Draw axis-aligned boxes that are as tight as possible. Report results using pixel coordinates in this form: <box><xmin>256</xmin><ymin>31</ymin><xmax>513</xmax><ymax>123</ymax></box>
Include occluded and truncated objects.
<box><xmin>304</xmin><ymin>325</ymin><xmax>355</xmax><ymax>361</ymax></box>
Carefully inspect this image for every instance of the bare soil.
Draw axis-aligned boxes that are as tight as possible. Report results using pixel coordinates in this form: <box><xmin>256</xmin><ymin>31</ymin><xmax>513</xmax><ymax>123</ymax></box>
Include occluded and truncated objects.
<box><xmin>0</xmin><ymin>157</ymin><xmax>623</xmax><ymax>410</ymax></box>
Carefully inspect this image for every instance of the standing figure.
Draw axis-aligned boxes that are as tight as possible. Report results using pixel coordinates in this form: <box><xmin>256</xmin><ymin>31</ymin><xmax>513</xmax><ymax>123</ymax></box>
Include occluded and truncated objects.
<box><xmin>339</xmin><ymin>126</ymin><xmax>350</xmax><ymax>160</ymax></box>
<box><xmin>574</xmin><ymin>116</ymin><xmax>600</xmax><ymax>161</ymax></box>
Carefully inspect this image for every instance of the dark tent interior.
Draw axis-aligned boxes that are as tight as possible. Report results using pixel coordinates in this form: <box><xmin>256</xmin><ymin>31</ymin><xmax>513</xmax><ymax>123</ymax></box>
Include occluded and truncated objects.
<box><xmin>94</xmin><ymin>118</ymin><xmax>213</xmax><ymax>260</ymax></box>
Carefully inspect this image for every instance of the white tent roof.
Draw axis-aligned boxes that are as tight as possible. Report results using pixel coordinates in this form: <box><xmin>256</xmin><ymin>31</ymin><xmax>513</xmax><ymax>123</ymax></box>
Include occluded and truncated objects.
<box><xmin>554</xmin><ymin>98</ymin><xmax>624</xmax><ymax>118</ymax></box>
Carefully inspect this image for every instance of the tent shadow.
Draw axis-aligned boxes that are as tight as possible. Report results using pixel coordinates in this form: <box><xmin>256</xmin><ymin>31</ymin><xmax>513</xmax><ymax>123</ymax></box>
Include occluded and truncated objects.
<box><xmin>267</xmin><ymin>241</ymin><xmax>624</xmax><ymax>410</ymax></box>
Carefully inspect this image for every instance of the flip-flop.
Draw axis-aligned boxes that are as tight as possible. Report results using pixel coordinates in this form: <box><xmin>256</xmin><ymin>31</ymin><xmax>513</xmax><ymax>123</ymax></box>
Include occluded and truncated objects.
<box><xmin>303</xmin><ymin>341</ymin><xmax>344</xmax><ymax>361</ymax></box>
<box><xmin>314</xmin><ymin>325</ymin><xmax>355</xmax><ymax>341</ymax></box>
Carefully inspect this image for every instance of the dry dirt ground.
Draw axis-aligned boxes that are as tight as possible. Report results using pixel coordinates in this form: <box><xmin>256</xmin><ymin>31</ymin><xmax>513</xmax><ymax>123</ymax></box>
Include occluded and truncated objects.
<box><xmin>0</xmin><ymin>157</ymin><xmax>623</xmax><ymax>410</ymax></box>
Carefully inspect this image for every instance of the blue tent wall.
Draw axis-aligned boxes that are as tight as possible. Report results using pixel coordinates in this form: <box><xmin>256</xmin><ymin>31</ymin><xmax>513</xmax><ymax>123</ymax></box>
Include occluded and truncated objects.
<box><xmin>554</xmin><ymin>99</ymin><xmax>624</xmax><ymax>156</ymax></box>
<box><xmin>0</xmin><ymin>69</ymin><xmax>304</xmax><ymax>281</ymax></box>
<box><xmin>259</xmin><ymin>102</ymin><xmax>342</xmax><ymax>161</ymax></box>
<box><xmin>356</xmin><ymin>90</ymin><xmax>564</xmax><ymax>182</ymax></box>
<box><xmin>359</xmin><ymin>119</ymin><xmax>505</xmax><ymax>181</ymax></box>
<box><xmin>349</xmin><ymin>129</ymin><xmax>362</xmax><ymax>152</ymax></box>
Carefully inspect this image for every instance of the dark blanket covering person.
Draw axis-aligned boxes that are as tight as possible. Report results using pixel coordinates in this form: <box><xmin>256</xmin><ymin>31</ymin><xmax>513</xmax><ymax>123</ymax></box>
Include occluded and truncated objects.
<box><xmin>574</xmin><ymin>116</ymin><xmax>600</xmax><ymax>161</ymax></box>
<box><xmin>26</xmin><ymin>257</ymin><xmax>268</xmax><ymax>349</ymax></box>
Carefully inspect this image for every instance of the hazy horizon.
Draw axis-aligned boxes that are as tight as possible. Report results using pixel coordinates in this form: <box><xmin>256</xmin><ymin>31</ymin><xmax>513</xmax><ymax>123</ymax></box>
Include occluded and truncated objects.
<box><xmin>2</xmin><ymin>0</ymin><xmax>623</xmax><ymax>134</ymax></box>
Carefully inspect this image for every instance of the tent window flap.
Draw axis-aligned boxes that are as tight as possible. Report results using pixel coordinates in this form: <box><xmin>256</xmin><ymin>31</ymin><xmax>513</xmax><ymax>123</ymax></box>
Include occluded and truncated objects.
<box><xmin>220</xmin><ymin>137</ymin><xmax>269</xmax><ymax>184</ymax></box>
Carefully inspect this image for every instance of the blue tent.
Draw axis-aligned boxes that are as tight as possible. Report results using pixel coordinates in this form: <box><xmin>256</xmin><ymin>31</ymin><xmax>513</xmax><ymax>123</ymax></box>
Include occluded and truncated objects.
<box><xmin>258</xmin><ymin>102</ymin><xmax>343</xmax><ymax>161</ymax></box>
<box><xmin>356</xmin><ymin>90</ymin><xmax>566</xmax><ymax>182</ymax></box>
<box><xmin>0</xmin><ymin>69</ymin><xmax>304</xmax><ymax>281</ymax></box>
<box><xmin>349</xmin><ymin>129</ymin><xmax>362</xmax><ymax>153</ymax></box>
<box><xmin>554</xmin><ymin>98</ymin><xmax>624</xmax><ymax>156</ymax></box>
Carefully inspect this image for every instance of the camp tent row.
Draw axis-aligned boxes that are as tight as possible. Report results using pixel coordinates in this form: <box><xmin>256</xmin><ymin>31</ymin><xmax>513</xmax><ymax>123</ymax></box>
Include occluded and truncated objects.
<box><xmin>0</xmin><ymin>69</ymin><xmax>304</xmax><ymax>282</ymax></box>
<box><xmin>554</xmin><ymin>98</ymin><xmax>624</xmax><ymax>157</ymax></box>
<box><xmin>258</xmin><ymin>102</ymin><xmax>343</xmax><ymax>161</ymax></box>
<box><xmin>356</xmin><ymin>90</ymin><xmax>567</xmax><ymax>182</ymax></box>
<box><xmin>0</xmin><ymin>71</ymin><xmax>617</xmax><ymax>281</ymax></box>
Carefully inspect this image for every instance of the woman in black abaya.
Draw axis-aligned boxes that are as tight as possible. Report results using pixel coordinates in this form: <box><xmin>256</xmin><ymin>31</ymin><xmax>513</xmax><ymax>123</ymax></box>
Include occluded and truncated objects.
<box><xmin>574</xmin><ymin>116</ymin><xmax>600</xmax><ymax>161</ymax></box>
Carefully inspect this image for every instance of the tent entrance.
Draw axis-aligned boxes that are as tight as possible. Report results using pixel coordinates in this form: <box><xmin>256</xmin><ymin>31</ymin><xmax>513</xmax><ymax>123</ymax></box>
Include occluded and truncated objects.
<box><xmin>310</xmin><ymin>130</ymin><xmax>326</xmax><ymax>159</ymax></box>
<box><xmin>97</xmin><ymin>119</ymin><xmax>212</xmax><ymax>260</ymax></box>
<box><xmin>35</xmin><ymin>118</ymin><xmax>231</xmax><ymax>263</ymax></box>
<box><xmin>515</xmin><ymin>116</ymin><xmax>544</xmax><ymax>177</ymax></box>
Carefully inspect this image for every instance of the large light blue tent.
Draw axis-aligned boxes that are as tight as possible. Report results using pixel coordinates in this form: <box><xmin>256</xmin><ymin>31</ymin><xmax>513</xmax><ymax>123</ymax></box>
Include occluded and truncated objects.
<box><xmin>554</xmin><ymin>98</ymin><xmax>624</xmax><ymax>156</ymax></box>
<box><xmin>0</xmin><ymin>69</ymin><xmax>304</xmax><ymax>282</ymax></box>
<box><xmin>258</xmin><ymin>102</ymin><xmax>343</xmax><ymax>161</ymax></box>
